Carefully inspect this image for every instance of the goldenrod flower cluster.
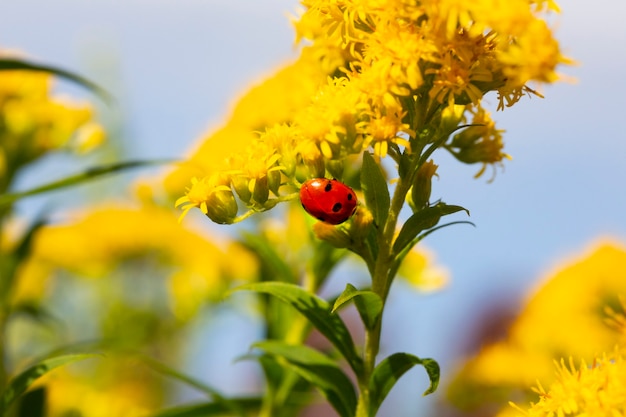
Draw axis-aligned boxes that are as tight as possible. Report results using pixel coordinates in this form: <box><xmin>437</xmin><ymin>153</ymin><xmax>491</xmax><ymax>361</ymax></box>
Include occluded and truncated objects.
<box><xmin>448</xmin><ymin>241</ymin><xmax>626</xmax><ymax>416</ymax></box>
<box><xmin>176</xmin><ymin>0</ymin><xmax>568</xmax><ymax>224</ymax></box>
<box><xmin>0</xmin><ymin>51</ymin><xmax>105</xmax><ymax>191</ymax></box>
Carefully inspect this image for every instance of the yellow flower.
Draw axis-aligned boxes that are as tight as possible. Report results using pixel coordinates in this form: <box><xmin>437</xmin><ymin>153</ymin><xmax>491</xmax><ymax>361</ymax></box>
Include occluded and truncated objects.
<box><xmin>446</xmin><ymin>105</ymin><xmax>510</xmax><ymax>178</ymax></box>
<box><xmin>175</xmin><ymin>0</ymin><xmax>569</xmax><ymax>223</ymax></box>
<box><xmin>448</xmin><ymin>240</ymin><xmax>626</xmax><ymax>413</ymax></box>
<box><xmin>176</xmin><ymin>174</ymin><xmax>238</xmax><ymax>224</ymax></box>
<box><xmin>511</xmin><ymin>353</ymin><xmax>626</xmax><ymax>417</ymax></box>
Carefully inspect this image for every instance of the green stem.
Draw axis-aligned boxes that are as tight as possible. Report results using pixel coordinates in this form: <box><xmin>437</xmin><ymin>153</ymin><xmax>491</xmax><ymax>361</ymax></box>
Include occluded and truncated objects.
<box><xmin>356</xmin><ymin>173</ymin><xmax>413</xmax><ymax>417</ymax></box>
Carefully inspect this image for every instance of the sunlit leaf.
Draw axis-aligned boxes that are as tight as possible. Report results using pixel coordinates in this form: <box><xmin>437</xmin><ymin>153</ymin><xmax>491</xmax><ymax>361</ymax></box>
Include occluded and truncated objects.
<box><xmin>233</xmin><ymin>282</ymin><xmax>363</xmax><ymax>375</ymax></box>
<box><xmin>369</xmin><ymin>353</ymin><xmax>440</xmax><ymax>417</ymax></box>
<box><xmin>253</xmin><ymin>341</ymin><xmax>357</xmax><ymax>417</ymax></box>
<box><xmin>0</xmin><ymin>354</ymin><xmax>98</xmax><ymax>415</ymax></box>
<box><xmin>0</xmin><ymin>160</ymin><xmax>176</xmax><ymax>208</ymax></box>
<box><xmin>0</xmin><ymin>58</ymin><xmax>113</xmax><ymax>104</ymax></box>
<box><xmin>361</xmin><ymin>152</ymin><xmax>390</xmax><ymax>227</ymax></box>
<box><xmin>332</xmin><ymin>284</ymin><xmax>383</xmax><ymax>330</ymax></box>
<box><xmin>393</xmin><ymin>204</ymin><xmax>469</xmax><ymax>255</ymax></box>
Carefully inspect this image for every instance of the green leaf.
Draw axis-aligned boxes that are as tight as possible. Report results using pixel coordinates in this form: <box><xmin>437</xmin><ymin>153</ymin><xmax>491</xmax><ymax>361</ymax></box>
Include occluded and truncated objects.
<box><xmin>253</xmin><ymin>341</ymin><xmax>357</xmax><ymax>417</ymax></box>
<box><xmin>140</xmin><ymin>356</ymin><xmax>223</xmax><ymax>398</ymax></box>
<box><xmin>150</xmin><ymin>398</ymin><xmax>262</xmax><ymax>417</ymax></box>
<box><xmin>17</xmin><ymin>386</ymin><xmax>45</xmax><ymax>417</ymax></box>
<box><xmin>0</xmin><ymin>354</ymin><xmax>98</xmax><ymax>415</ymax></box>
<box><xmin>0</xmin><ymin>58</ymin><xmax>114</xmax><ymax>104</ymax></box>
<box><xmin>0</xmin><ymin>160</ymin><xmax>176</xmax><ymax>208</ymax></box>
<box><xmin>332</xmin><ymin>284</ymin><xmax>383</xmax><ymax>330</ymax></box>
<box><xmin>361</xmin><ymin>152</ymin><xmax>390</xmax><ymax>226</ymax></box>
<box><xmin>393</xmin><ymin>204</ymin><xmax>469</xmax><ymax>255</ymax></box>
<box><xmin>369</xmin><ymin>353</ymin><xmax>440</xmax><ymax>417</ymax></box>
<box><xmin>0</xmin><ymin>217</ymin><xmax>47</xmax><ymax>302</ymax></box>
<box><xmin>233</xmin><ymin>282</ymin><xmax>363</xmax><ymax>375</ymax></box>
<box><xmin>240</xmin><ymin>233</ymin><xmax>296</xmax><ymax>283</ymax></box>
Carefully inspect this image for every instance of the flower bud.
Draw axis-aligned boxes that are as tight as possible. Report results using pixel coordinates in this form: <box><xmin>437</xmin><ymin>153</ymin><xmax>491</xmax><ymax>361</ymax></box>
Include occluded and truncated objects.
<box><xmin>409</xmin><ymin>160</ymin><xmax>438</xmax><ymax>211</ymax></box>
<box><xmin>205</xmin><ymin>187</ymin><xmax>238</xmax><ymax>224</ymax></box>
<box><xmin>312</xmin><ymin>221</ymin><xmax>352</xmax><ymax>248</ymax></box>
<box><xmin>251</xmin><ymin>175</ymin><xmax>270</xmax><ymax>205</ymax></box>
<box><xmin>267</xmin><ymin>169</ymin><xmax>282</xmax><ymax>196</ymax></box>
<box><xmin>231</xmin><ymin>175</ymin><xmax>252</xmax><ymax>204</ymax></box>
<box><xmin>348</xmin><ymin>206</ymin><xmax>373</xmax><ymax>243</ymax></box>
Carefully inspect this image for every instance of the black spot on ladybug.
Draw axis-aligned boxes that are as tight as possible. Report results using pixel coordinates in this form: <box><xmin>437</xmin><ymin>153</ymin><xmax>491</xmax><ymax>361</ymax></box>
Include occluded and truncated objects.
<box><xmin>332</xmin><ymin>202</ymin><xmax>342</xmax><ymax>212</ymax></box>
<box><xmin>347</xmin><ymin>194</ymin><xmax>353</xmax><ymax>201</ymax></box>
<box><xmin>324</xmin><ymin>182</ymin><xmax>333</xmax><ymax>192</ymax></box>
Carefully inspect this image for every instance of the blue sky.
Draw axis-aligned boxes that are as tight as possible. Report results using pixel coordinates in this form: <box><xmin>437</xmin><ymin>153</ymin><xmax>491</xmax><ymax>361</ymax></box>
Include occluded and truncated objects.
<box><xmin>2</xmin><ymin>0</ymin><xmax>626</xmax><ymax>415</ymax></box>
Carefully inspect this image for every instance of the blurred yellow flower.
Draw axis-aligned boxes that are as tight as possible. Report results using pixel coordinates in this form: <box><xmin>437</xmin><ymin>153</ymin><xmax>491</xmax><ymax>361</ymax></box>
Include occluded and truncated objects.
<box><xmin>12</xmin><ymin>203</ymin><xmax>258</xmax><ymax>319</ymax></box>
<box><xmin>448</xmin><ymin>240</ymin><xmax>626</xmax><ymax>413</ymax></box>
<box><xmin>39</xmin><ymin>359</ymin><xmax>161</xmax><ymax>417</ymax></box>
<box><xmin>397</xmin><ymin>246</ymin><xmax>449</xmax><ymax>293</ymax></box>
<box><xmin>0</xmin><ymin>50</ymin><xmax>105</xmax><ymax>186</ymax></box>
<box><xmin>511</xmin><ymin>352</ymin><xmax>626</xmax><ymax>417</ymax></box>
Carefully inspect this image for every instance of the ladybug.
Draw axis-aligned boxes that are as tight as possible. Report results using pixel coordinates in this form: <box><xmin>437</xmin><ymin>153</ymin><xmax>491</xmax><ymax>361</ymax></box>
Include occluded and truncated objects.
<box><xmin>299</xmin><ymin>178</ymin><xmax>358</xmax><ymax>225</ymax></box>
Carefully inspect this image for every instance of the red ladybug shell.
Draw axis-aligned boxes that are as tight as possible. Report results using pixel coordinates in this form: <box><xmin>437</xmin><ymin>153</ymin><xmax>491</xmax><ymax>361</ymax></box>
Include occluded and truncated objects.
<box><xmin>299</xmin><ymin>178</ymin><xmax>358</xmax><ymax>225</ymax></box>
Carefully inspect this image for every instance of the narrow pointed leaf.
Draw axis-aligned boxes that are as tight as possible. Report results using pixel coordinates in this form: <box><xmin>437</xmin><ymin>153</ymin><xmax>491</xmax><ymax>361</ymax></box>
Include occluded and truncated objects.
<box><xmin>393</xmin><ymin>204</ymin><xmax>468</xmax><ymax>254</ymax></box>
<box><xmin>253</xmin><ymin>341</ymin><xmax>357</xmax><ymax>417</ymax></box>
<box><xmin>233</xmin><ymin>282</ymin><xmax>362</xmax><ymax>374</ymax></box>
<box><xmin>332</xmin><ymin>284</ymin><xmax>383</xmax><ymax>330</ymax></box>
<box><xmin>0</xmin><ymin>354</ymin><xmax>98</xmax><ymax>414</ymax></box>
<box><xmin>361</xmin><ymin>152</ymin><xmax>390</xmax><ymax>226</ymax></box>
<box><xmin>0</xmin><ymin>160</ymin><xmax>176</xmax><ymax>207</ymax></box>
<box><xmin>150</xmin><ymin>398</ymin><xmax>262</xmax><ymax>417</ymax></box>
<box><xmin>369</xmin><ymin>353</ymin><xmax>440</xmax><ymax>417</ymax></box>
<box><xmin>0</xmin><ymin>58</ymin><xmax>113</xmax><ymax>104</ymax></box>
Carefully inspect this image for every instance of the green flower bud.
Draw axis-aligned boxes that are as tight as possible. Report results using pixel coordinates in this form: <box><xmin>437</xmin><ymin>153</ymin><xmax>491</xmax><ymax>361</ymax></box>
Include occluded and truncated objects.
<box><xmin>326</xmin><ymin>160</ymin><xmax>345</xmax><ymax>181</ymax></box>
<box><xmin>268</xmin><ymin>169</ymin><xmax>282</xmax><ymax>196</ymax></box>
<box><xmin>231</xmin><ymin>175</ymin><xmax>252</xmax><ymax>204</ymax></box>
<box><xmin>252</xmin><ymin>176</ymin><xmax>270</xmax><ymax>205</ymax></box>
<box><xmin>205</xmin><ymin>187</ymin><xmax>239</xmax><ymax>224</ymax></box>
<box><xmin>409</xmin><ymin>160</ymin><xmax>438</xmax><ymax>211</ymax></box>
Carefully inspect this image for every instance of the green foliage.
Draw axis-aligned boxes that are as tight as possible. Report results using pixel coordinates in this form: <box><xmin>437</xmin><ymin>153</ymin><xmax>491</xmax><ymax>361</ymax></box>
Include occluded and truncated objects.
<box><xmin>393</xmin><ymin>204</ymin><xmax>470</xmax><ymax>255</ymax></box>
<box><xmin>150</xmin><ymin>398</ymin><xmax>262</xmax><ymax>417</ymax></box>
<box><xmin>233</xmin><ymin>282</ymin><xmax>363</xmax><ymax>374</ymax></box>
<box><xmin>253</xmin><ymin>341</ymin><xmax>357</xmax><ymax>417</ymax></box>
<box><xmin>0</xmin><ymin>160</ymin><xmax>176</xmax><ymax>208</ymax></box>
<box><xmin>369</xmin><ymin>353</ymin><xmax>440</xmax><ymax>417</ymax></box>
<box><xmin>360</xmin><ymin>152</ymin><xmax>390</xmax><ymax>227</ymax></box>
<box><xmin>332</xmin><ymin>284</ymin><xmax>383</xmax><ymax>330</ymax></box>
<box><xmin>0</xmin><ymin>354</ymin><xmax>98</xmax><ymax>416</ymax></box>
